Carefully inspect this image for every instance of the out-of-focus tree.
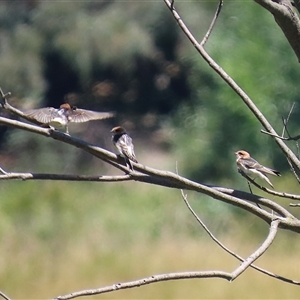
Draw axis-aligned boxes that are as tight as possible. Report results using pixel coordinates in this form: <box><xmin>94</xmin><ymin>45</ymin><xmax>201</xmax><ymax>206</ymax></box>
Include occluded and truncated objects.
<box><xmin>0</xmin><ymin>1</ymin><xmax>216</xmax><ymax>172</ymax></box>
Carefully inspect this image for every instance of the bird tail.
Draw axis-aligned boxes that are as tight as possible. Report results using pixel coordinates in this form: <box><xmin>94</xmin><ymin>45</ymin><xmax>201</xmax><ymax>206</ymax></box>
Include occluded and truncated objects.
<box><xmin>271</xmin><ymin>169</ymin><xmax>281</xmax><ymax>177</ymax></box>
<box><xmin>263</xmin><ymin>167</ymin><xmax>281</xmax><ymax>177</ymax></box>
<box><xmin>262</xmin><ymin>174</ymin><xmax>274</xmax><ymax>189</ymax></box>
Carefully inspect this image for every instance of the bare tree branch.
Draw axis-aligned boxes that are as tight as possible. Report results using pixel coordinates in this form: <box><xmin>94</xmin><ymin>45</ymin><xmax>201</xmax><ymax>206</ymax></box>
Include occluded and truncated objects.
<box><xmin>0</xmin><ymin>168</ymin><xmax>188</xmax><ymax>189</ymax></box>
<box><xmin>0</xmin><ymin>163</ymin><xmax>294</xmax><ymax>221</ymax></box>
<box><xmin>262</xmin><ymin>103</ymin><xmax>300</xmax><ymax>164</ymax></box>
<box><xmin>254</xmin><ymin>0</ymin><xmax>300</xmax><ymax>62</ymax></box>
<box><xmin>281</xmin><ymin>102</ymin><xmax>295</xmax><ymax>137</ymax></box>
<box><xmin>245</xmin><ymin>179</ymin><xmax>262</xmax><ymax>208</ymax></box>
<box><xmin>231</xmin><ymin>219</ymin><xmax>280</xmax><ymax>279</ymax></box>
<box><xmin>0</xmin><ymin>115</ymin><xmax>130</xmax><ymax>173</ymax></box>
<box><xmin>54</xmin><ymin>218</ymin><xmax>281</xmax><ymax>300</ymax></box>
<box><xmin>0</xmin><ymin>171</ymin><xmax>132</xmax><ymax>183</ymax></box>
<box><xmin>0</xmin><ymin>113</ymin><xmax>299</xmax><ymax>233</ymax></box>
<box><xmin>170</xmin><ymin>0</ymin><xmax>174</xmax><ymax>10</ymax></box>
<box><xmin>209</xmin><ymin>185</ymin><xmax>293</xmax><ymax>218</ymax></box>
<box><xmin>55</xmin><ymin>270</ymin><xmax>233</xmax><ymax>300</ymax></box>
<box><xmin>181</xmin><ymin>191</ymin><xmax>300</xmax><ymax>285</ymax></box>
<box><xmin>0</xmin><ymin>87</ymin><xmax>43</xmax><ymax>126</ymax></box>
<box><xmin>200</xmin><ymin>0</ymin><xmax>223</xmax><ymax>46</ymax></box>
<box><xmin>287</xmin><ymin>156</ymin><xmax>300</xmax><ymax>184</ymax></box>
<box><xmin>261</xmin><ymin>129</ymin><xmax>300</xmax><ymax>141</ymax></box>
<box><xmin>0</xmin><ymin>290</ymin><xmax>11</xmax><ymax>300</ymax></box>
<box><xmin>238</xmin><ymin>169</ymin><xmax>300</xmax><ymax>200</ymax></box>
<box><xmin>281</xmin><ymin>103</ymin><xmax>300</xmax><ymax>160</ymax></box>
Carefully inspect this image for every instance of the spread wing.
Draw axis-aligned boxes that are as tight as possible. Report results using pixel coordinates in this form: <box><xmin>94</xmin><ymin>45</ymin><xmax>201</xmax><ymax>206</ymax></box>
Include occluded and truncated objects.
<box><xmin>117</xmin><ymin>134</ymin><xmax>138</xmax><ymax>163</ymax></box>
<box><xmin>24</xmin><ymin>107</ymin><xmax>59</xmax><ymax>124</ymax></box>
<box><xmin>69</xmin><ymin>109</ymin><xmax>115</xmax><ymax>123</ymax></box>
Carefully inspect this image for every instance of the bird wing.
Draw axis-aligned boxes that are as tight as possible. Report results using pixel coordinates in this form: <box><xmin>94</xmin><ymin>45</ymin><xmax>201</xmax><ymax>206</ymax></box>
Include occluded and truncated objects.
<box><xmin>242</xmin><ymin>157</ymin><xmax>279</xmax><ymax>176</ymax></box>
<box><xmin>24</xmin><ymin>107</ymin><xmax>59</xmax><ymax>124</ymax></box>
<box><xmin>69</xmin><ymin>109</ymin><xmax>115</xmax><ymax>123</ymax></box>
<box><xmin>117</xmin><ymin>134</ymin><xmax>138</xmax><ymax>163</ymax></box>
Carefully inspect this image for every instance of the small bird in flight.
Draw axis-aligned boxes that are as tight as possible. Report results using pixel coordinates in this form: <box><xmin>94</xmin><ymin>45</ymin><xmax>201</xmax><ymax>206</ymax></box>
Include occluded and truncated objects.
<box><xmin>235</xmin><ymin>150</ymin><xmax>281</xmax><ymax>188</ymax></box>
<box><xmin>24</xmin><ymin>103</ymin><xmax>115</xmax><ymax>134</ymax></box>
<box><xmin>111</xmin><ymin>126</ymin><xmax>138</xmax><ymax>170</ymax></box>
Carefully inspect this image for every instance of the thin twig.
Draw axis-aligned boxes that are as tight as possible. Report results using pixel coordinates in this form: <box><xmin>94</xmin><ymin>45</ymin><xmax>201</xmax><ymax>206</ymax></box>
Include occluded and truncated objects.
<box><xmin>0</xmin><ymin>169</ymin><xmax>188</xmax><ymax>189</ymax></box>
<box><xmin>0</xmin><ymin>87</ymin><xmax>43</xmax><ymax>125</ymax></box>
<box><xmin>214</xmin><ymin>186</ymin><xmax>295</xmax><ymax>219</ymax></box>
<box><xmin>247</xmin><ymin>180</ymin><xmax>253</xmax><ymax>194</ymax></box>
<box><xmin>281</xmin><ymin>116</ymin><xmax>289</xmax><ymax>137</ymax></box>
<box><xmin>246</xmin><ymin>180</ymin><xmax>262</xmax><ymax>208</ymax></box>
<box><xmin>231</xmin><ymin>219</ymin><xmax>280</xmax><ymax>280</ymax></box>
<box><xmin>281</xmin><ymin>102</ymin><xmax>295</xmax><ymax>138</ymax></box>
<box><xmin>0</xmin><ymin>290</ymin><xmax>11</xmax><ymax>300</ymax></box>
<box><xmin>281</xmin><ymin>115</ymin><xmax>293</xmax><ymax>140</ymax></box>
<box><xmin>0</xmin><ymin>172</ymin><xmax>132</xmax><ymax>182</ymax></box>
<box><xmin>0</xmin><ymin>86</ymin><xmax>11</xmax><ymax>105</ymax></box>
<box><xmin>180</xmin><ymin>191</ymin><xmax>300</xmax><ymax>285</ymax></box>
<box><xmin>281</xmin><ymin>103</ymin><xmax>300</xmax><ymax>158</ymax></box>
<box><xmin>170</xmin><ymin>0</ymin><xmax>174</xmax><ymax>10</ymax></box>
<box><xmin>238</xmin><ymin>169</ymin><xmax>300</xmax><ymax>200</ymax></box>
<box><xmin>261</xmin><ymin>129</ymin><xmax>300</xmax><ymax>141</ymax></box>
<box><xmin>200</xmin><ymin>0</ymin><xmax>223</xmax><ymax>46</ymax></box>
<box><xmin>55</xmin><ymin>270</ymin><xmax>232</xmax><ymax>300</ymax></box>
<box><xmin>286</xmin><ymin>156</ymin><xmax>300</xmax><ymax>184</ymax></box>
<box><xmin>0</xmin><ymin>167</ymin><xmax>8</xmax><ymax>174</ymax></box>
<box><xmin>262</xmin><ymin>129</ymin><xmax>300</xmax><ymax>166</ymax></box>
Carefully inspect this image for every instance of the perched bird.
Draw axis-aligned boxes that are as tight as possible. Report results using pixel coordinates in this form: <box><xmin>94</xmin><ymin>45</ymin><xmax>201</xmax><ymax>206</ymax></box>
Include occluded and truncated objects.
<box><xmin>235</xmin><ymin>150</ymin><xmax>281</xmax><ymax>188</ymax></box>
<box><xmin>24</xmin><ymin>103</ymin><xmax>114</xmax><ymax>134</ymax></box>
<box><xmin>111</xmin><ymin>126</ymin><xmax>138</xmax><ymax>170</ymax></box>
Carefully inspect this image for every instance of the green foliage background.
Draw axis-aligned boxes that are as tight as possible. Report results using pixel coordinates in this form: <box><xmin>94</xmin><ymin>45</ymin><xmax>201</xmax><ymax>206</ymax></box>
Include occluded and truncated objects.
<box><xmin>0</xmin><ymin>1</ymin><xmax>300</xmax><ymax>298</ymax></box>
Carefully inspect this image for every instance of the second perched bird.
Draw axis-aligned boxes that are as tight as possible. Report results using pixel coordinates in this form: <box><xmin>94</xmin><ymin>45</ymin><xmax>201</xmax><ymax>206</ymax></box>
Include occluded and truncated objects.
<box><xmin>235</xmin><ymin>150</ymin><xmax>281</xmax><ymax>188</ymax></box>
<box><xmin>111</xmin><ymin>126</ymin><xmax>138</xmax><ymax>170</ymax></box>
<box><xmin>24</xmin><ymin>103</ymin><xmax>114</xmax><ymax>134</ymax></box>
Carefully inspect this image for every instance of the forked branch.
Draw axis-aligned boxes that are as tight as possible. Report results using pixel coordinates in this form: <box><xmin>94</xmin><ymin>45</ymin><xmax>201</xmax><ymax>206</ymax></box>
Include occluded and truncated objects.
<box><xmin>181</xmin><ymin>190</ymin><xmax>300</xmax><ymax>285</ymax></box>
<box><xmin>200</xmin><ymin>0</ymin><xmax>223</xmax><ymax>46</ymax></box>
<box><xmin>54</xmin><ymin>219</ymin><xmax>281</xmax><ymax>300</ymax></box>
